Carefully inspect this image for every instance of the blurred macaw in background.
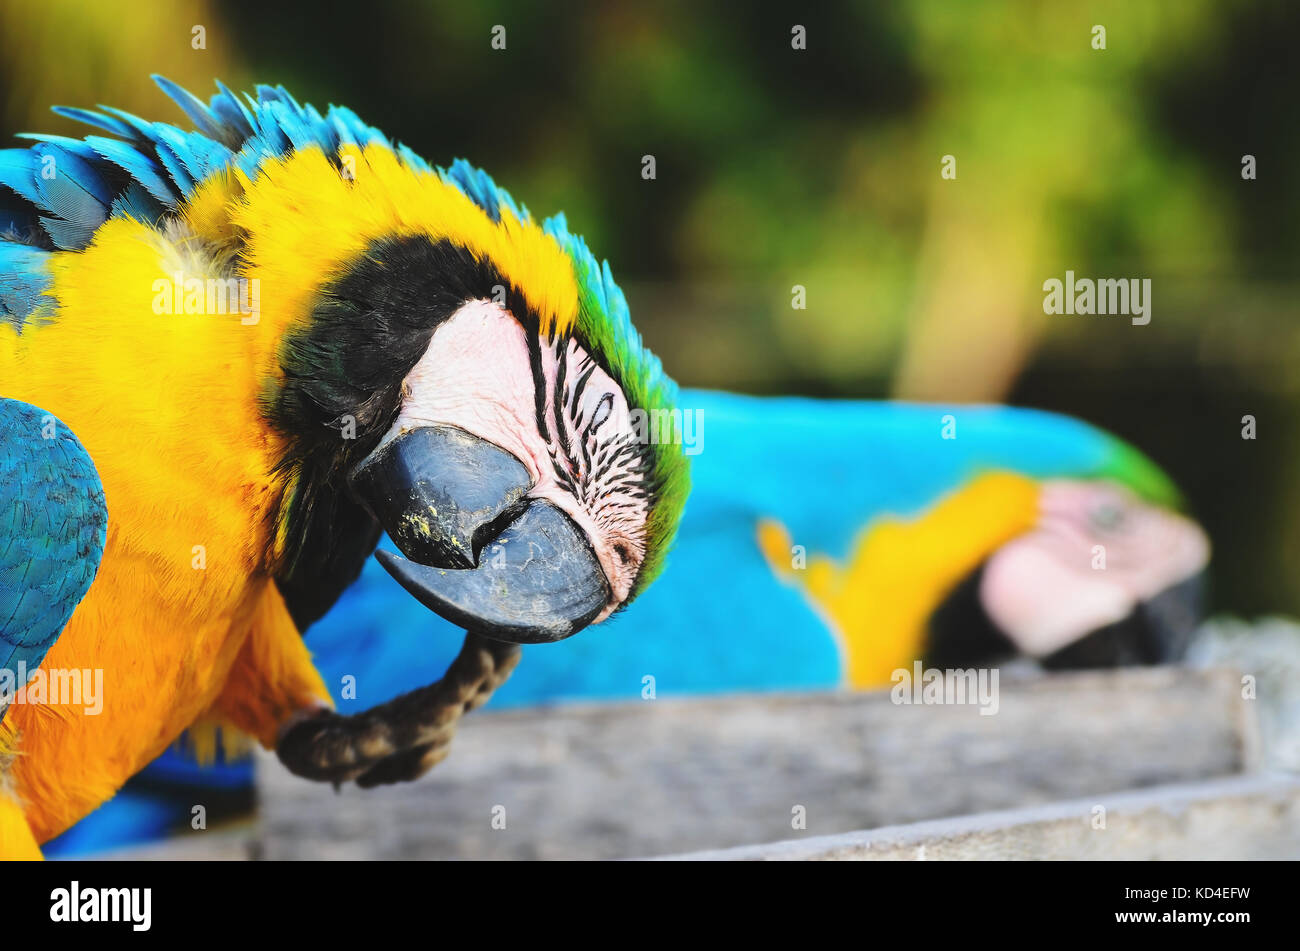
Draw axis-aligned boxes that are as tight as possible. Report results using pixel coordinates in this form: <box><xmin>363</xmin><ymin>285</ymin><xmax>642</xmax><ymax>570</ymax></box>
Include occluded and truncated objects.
<box><xmin>48</xmin><ymin>389</ymin><xmax>1209</xmax><ymax>856</ymax></box>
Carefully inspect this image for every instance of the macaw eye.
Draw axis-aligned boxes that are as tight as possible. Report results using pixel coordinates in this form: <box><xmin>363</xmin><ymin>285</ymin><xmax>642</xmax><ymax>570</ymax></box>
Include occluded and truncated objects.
<box><xmin>1090</xmin><ymin>503</ymin><xmax>1126</xmax><ymax>532</ymax></box>
<box><xmin>587</xmin><ymin>392</ymin><xmax>614</xmax><ymax>436</ymax></box>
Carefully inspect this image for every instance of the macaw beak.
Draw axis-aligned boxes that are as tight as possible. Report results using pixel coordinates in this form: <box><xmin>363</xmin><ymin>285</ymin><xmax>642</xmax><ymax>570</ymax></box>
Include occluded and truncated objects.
<box><xmin>1039</xmin><ymin>569</ymin><xmax>1206</xmax><ymax>669</ymax></box>
<box><xmin>349</xmin><ymin>425</ymin><xmax>610</xmax><ymax>643</ymax></box>
<box><xmin>926</xmin><ymin>565</ymin><xmax>1207</xmax><ymax>670</ymax></box>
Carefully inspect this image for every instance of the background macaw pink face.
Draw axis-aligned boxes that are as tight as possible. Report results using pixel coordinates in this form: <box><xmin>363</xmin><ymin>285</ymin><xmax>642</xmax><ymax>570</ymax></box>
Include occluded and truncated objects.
<box><xmin>981</xmin><ymin>480</ymin><xmax>1209</xmax><ymax>657</ymax></box>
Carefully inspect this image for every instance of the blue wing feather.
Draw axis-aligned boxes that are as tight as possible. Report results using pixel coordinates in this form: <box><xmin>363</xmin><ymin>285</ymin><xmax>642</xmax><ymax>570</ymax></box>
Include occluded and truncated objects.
<box><xmin>0</xmin><ymin>149</ymin><xmax>45</xmax><ymax>206</ymax></box>
<box><xmin>31</xmin><ymin>146</ymin><xmax>112</xmax><ymax>227</ymax></box>
<box><xmin>109</xmin><ymin>183</ymin><xmax>167</xmax><ymax>225</ymax></box>
<box><xmin>36</xmin><ymin>215</ymin><xmax>97</xmax><ymax>250</ymax></box>
<box><xmin>0</xmin><ymin>400</ymin><xmax>107</xmax><ymax>720</ymax></box>
<box><xmin>209</xmin><ymin>80</ymin><xmax>255</xmax><ymax>139</ymax></box>
<box><xmin>148</xmin><ymin>75</ymin><xmax>226</xmax><ymax>143</ymax></box>
<box><xmin>81</xmin><ymin>135</ymin><xmax>178</xmax><ymax>206</ymax></box>
<box><xmin>49</xmin><ymin>106</ymin><xmax>136</xmax><ymax>138</ymax></box>
<box><xmin>0</xmin><ymin>243</ymin><xmax>52</xmax><ymax>327</ymax></box>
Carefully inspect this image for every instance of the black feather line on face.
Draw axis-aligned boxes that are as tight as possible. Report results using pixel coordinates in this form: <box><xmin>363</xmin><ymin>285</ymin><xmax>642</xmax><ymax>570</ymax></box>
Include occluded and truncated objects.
<box><xmin>526</xmin><ymin>327</ymin><xmax>551</xmax><ymax>444</ymax></box>
<box><xmin>552</xmin><ymin>339</ymin><xmax>569</xmax><ymax>431</ymax></box>
<box><xmin>263</xmin><ymin>234</ymin><xmax>542</xmax><ymax>628</ymax></box>
<box><xmin>570</xmin><ymin>360</ymin><xmax>598</xmax><ymax>412</ymax></box>
<box><xmin>556</xmin><ymin>381</ymin><xmax>581</xmax><ymax>486</ymax></box>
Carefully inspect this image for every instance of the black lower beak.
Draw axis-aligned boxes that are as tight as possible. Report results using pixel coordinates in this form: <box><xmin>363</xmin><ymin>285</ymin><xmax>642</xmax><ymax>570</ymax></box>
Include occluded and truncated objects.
<box><xmin>926</xmin><ymin>565</ymin><xmax>1207</xmax><ymax>670</ymax></box>
<box><xmin>375</xmin><ymin>500</ymin><xmax>610</xmax><ymax>643</ymax></box>
<box><xmin>350</xmin><ymin>425</ymin><xmax>610</xmax><ymax>643</ymax></box>
<box><xmin>1041</xmin><ymin>570</ymin><xmax>1206</xmax><ymax>670</ymax></box>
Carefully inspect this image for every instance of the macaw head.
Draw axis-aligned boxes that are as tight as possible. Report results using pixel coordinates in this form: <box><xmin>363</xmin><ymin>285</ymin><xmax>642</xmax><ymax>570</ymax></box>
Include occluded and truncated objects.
<box><xmin>927</xmin><ymin>478</ymin><xmax>1210</xmax><ymax>668</ymax></box>
<box><xmin>267</xmin><ymin>225</ymin><xmax>690</xmax><ymax>644</ymax></box>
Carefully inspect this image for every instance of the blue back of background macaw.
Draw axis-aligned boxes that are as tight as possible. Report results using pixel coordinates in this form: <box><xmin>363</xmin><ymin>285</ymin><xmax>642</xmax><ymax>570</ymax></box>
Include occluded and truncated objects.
<box><xmin>47</xmin><ymin>390</ymin><xmax>1151</xmax><ymax>855</ymax></box>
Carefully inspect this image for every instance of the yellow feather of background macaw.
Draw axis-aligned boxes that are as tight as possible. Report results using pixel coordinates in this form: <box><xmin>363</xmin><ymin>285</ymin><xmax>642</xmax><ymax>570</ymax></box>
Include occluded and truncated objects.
<box><xmin>759</xmin><ymin>472</ymin><xmax>1040</xmax><ymax>687</ymax></box>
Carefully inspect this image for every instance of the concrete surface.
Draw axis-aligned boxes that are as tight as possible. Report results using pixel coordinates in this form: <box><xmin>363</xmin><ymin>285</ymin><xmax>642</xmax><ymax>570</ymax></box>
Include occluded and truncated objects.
<box><xmin>662</xmin><ymin>773</ymin><xmax>1300</xmax><ymax>860</ymax></box>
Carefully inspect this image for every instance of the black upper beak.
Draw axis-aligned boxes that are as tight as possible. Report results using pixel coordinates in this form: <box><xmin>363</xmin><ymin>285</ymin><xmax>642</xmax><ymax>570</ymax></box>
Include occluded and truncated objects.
<box><xmin>349</xmin><ymin>424</ymin><xmax>610</xmax><ymax>643</ymax></box>
<box><xmin>349</xmin><ymin>425</ymin><xmax>531</xmax><ymax>569</ymax></box>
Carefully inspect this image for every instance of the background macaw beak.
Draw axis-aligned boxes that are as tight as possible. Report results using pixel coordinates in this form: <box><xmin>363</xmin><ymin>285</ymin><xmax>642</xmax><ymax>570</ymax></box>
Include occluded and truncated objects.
<box><xmin>926</xmin><ymin>564</ymin><xmax>1208</xmax><ymax>671</ymax></box>
<box><xmin>1038</xmin><ymin>570</ymin><xmax>1206</xmax><ymax>670</ymax></box>
<box><xmin>349</xmin><ymin>424</ymin><xmax>610</xmax><ymax>643</ymax></box>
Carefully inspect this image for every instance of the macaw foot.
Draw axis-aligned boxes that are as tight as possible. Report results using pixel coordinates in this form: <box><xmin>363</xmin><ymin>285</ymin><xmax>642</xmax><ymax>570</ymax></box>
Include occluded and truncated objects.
<box><xmin>275</xmin><ymin>631</ymin><xmax>520</xmax><ymax>788</ymax></box>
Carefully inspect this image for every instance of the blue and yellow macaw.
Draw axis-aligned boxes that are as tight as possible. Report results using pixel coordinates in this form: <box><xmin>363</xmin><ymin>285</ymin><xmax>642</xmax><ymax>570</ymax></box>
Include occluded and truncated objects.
<box><xmin>0</xmin><ymin>77</ymin><xmax>689</xmax><ymax>858</ymax></box>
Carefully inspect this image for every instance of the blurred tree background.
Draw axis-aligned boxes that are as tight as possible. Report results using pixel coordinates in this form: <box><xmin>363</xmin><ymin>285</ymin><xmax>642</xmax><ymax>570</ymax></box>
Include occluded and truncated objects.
<box><xmin>1</xmin><ymin>0</ymin><xmax>1297</xmax><ymax>615</ymax></box>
